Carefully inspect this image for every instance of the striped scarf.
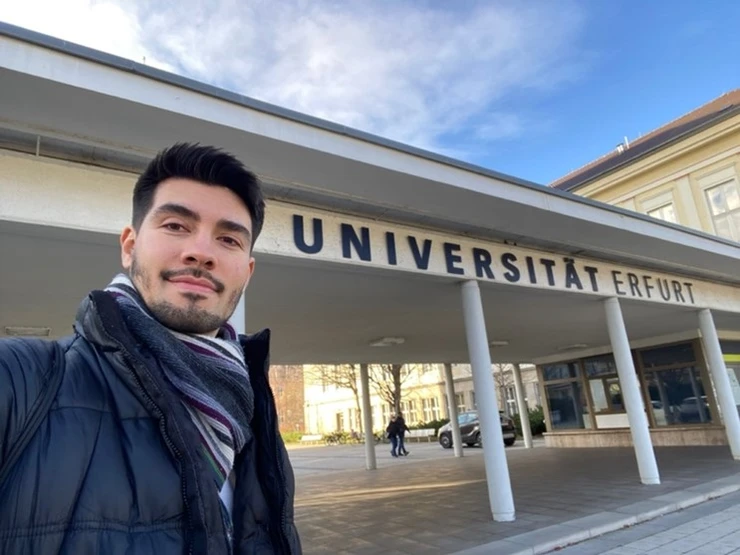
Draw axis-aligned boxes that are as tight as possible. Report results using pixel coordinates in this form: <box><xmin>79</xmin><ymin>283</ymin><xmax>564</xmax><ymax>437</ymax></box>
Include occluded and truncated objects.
<box><xmin>105</xmin><ymin>273</ymin><xmax>254</xmax><ymax>490</ymax></box>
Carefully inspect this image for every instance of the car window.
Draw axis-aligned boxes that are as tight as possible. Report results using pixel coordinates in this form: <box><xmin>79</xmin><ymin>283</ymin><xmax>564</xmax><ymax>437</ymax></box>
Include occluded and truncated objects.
<box><xmin>457</xmin><ymin>413</ymin><xmax>473</xmax><ymax>425</ymax></box>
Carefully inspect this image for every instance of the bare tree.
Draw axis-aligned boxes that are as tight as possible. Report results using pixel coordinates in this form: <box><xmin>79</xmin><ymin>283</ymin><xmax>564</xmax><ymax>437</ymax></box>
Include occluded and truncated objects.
<box><xmin>492</xmin><ymin>363</ymin><xmax>515</xmax><ymax>416</ymax></box>
<box><xmin>369</xmin><ymin>363</ymin><xmax>418</xmax><ymax>415</ymax></box>
<box><xmin>304</xmin><ymin>364</ymin><xmax>363</xmax><ymax>429</ymax></box>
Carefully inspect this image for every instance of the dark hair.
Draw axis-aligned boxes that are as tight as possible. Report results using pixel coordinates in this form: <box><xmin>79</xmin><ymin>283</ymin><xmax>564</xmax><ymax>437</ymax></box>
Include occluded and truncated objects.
<box><xmin>132</xmin><ymin>143</ymin><xmax>265</xmax><ymax>245</ymax></box>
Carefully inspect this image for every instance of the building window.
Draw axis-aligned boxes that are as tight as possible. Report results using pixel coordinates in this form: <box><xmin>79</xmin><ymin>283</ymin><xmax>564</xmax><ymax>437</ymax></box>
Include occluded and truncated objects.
<box><xmin>505</xmin><ymin>386</ymin><xmax>517</xmax><ymax>415</ymax></box>
<box><xmin>335</xmin><ymin>411</ymin><xmax>345</xmax><ymax>432</ymax></box>
<box><xmin>382</xmin><ymin>404</ymin><xmax>393</xmax><ymax>424</ymax></box>
<box><xmin>544</xmin><ymin>382</ymin><xmax>587</xmax><ymax>429</ymax></box>
<box><xmin>455</xmin><ymin>393</ymin><xmax>467</xmax><ymax>414</ymax></box>
<box><xmin>527</xmin><ymin>382</ymin><xmax>541</xmax><ymax>407</ymax></box>
<box><xmin>639</xmin><ymin>342</ymin><xmax>712</xmax><ymax>426</ymax></box>
<box><xmin>422</xmin><ymin>398</ymin><xmax>440</xmax><ymax>422</ymax></box>
<box><xmin>348</xmin><ymin>408</ymin><xmax>360</xmax><ymax>431</ymax></box>
<box><xmin>720</xmin><ymin>340</ymin><xmax>740</xmax><ymax>412</ymax></box>
<box><xmin>372</xmin><ymin>405</ymin><xmax>381</xmax><ymax>428</ymax></box>
<box><xmin>401</xmin><ymin>400</ymin><xmax>419</xmax><ymax>424</ymax></box>
<box><xmin>705</xmin><ymin>180</ymin><xmax>740</xmax><ymax>241</ymax></box>
<box><xmin>584</xmin><ymin>354</ymin><xmax>624</xmax><ymax>414</ymax></box>
<box><xmin>647</xmin><ymin>203</ymin><xmax>677</xmax><ymax>223</ymax></box>
<box><xmin>541</xmin><ymin>362</ymin><xmax>588</xmax><ymax>430</ymax></box>
<box><xmin>641</xmin><ymin>190</ymin><xmax>678</xmax><ymax>224</ymax></box>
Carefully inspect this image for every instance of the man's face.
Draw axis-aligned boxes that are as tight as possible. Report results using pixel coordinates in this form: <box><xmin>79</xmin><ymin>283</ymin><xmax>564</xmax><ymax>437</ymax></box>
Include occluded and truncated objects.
<box><xmin>120</xmin><ymin>178</ymin><xmax>256</xmax><ymax>336</ymax></box>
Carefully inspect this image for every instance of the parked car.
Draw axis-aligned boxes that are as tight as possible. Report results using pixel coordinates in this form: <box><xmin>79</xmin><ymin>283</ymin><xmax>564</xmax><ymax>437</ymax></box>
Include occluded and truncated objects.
<box><xmin>438</xmin><ymin>411</ymin><xmax>516</xmax><ymax>449</ymax></box>
<box><xmin>678</xmin><ymin>396</ymin><xmax>711</xmax><ymax>423</ymax></box>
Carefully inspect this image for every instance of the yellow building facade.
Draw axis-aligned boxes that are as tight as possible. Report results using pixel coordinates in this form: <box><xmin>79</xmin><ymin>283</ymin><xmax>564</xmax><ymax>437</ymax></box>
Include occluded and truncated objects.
<box><xmin>552</xmin><ymin>90</ymin><xmax>740</xmax><ymax>242</ymax></box>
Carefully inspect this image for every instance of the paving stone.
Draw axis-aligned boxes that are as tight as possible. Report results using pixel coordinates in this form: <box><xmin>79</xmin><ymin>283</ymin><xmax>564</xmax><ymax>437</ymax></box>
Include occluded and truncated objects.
<box><xmin>288</xmin><ymin>443</ymin><xmax>740</xmax><ymax>554</ymax></box>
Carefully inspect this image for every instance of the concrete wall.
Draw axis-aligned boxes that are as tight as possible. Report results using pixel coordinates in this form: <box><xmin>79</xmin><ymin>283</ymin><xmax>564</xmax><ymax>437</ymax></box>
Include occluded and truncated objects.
<box><xmin>544</xmin><ymin>426</ymin><xmax>728</xmax><ymax>448</ymax></box>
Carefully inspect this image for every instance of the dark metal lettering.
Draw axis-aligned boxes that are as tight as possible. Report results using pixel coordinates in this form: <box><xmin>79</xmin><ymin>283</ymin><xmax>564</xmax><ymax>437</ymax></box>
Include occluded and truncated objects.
<box><xmin>657</xmin><ymin>278</ymin><xmax>671</xmax><ymax>301</ymax></box>
<box><xmin>672</xmin><ymin>280</ymin><xmax>686</xmax><ymax>303</ymax></box>
<box><xmin>643</xmin><ymin>276</ymin><xmax>654</xmax><ymax>299</ymax></box>
<box><xmin>501</xmin><ymin>253</ymin><xmax>520</xmax><ymax>283</ymax></box>
<box><xmin>341</xmin><ymin>223</ymin><xmax>371</xmax><ymax>261</ymax></box>
<box><xmin>612</xmin><ymin>271</ymin><xmax>627</xmax><ymax>296</ymax></box>
<box><xmin>627</xmin><ymin>273</ymin><xmax>643</xmax><ymax>297</ymax></box>
<box><xmin>564</xmin><ymin>258</ymin><xmax>583</xmax><ymax>290</ymax></box>
<box><xmin>473</xmin><ymin>248</ymin><xmax>494</xmax><ymax>279</ymax></box>
<box><xmin>526</xmin><ymin>256</ymin><xmax>537</xmax><ymax>284</ymax></box>
<box><xmin>444</xmin><ymin>243</ymin><xmax>465</xmax><ymax>275</ymax></box>
<box><xmin>293</xmin><ymin>215</ymin><xmax>324</xmax><ymax>254</ymax></box>
<box><xmin>408</xmin><ymin>236</ymin><xmax>433</xmax><ymax>270</ymax></box>
<box><xmin>385</xmin><ymin>232</ymin><xmax>397</xmax><ymax>266</ymax></box>
<box><xmin>540</xmin><ymin>258</ymin><xmax>556</xmax><ymax>286</ymax></box>
<box><xmin>584</xmin><ymin>266</ymin><xmax>599</xmax><ymax>292</ymax></box>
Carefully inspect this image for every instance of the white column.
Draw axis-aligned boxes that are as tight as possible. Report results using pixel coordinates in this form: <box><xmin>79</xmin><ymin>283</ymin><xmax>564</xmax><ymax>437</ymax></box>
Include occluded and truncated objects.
<box><xmin>444</xmin><ymin>363</ymin><xmax>464</xmax><ymax>458</ymax></box>
<box><xmin>699</xmin><ymin>309</ymin><xmax>740</xmax><ymax>459</ymax></box>
<box><xmin>604</xmin><ymin>298</ymin><xmax>660</xmax><ymax>485</ymax></box>
<box><xmin>512</xmin><ymin>364</ymin><xmax>533</xmax><ymax>449</ymax></box>
<box><xmin>360</xmin><ymin>364</ymin><xmax>377</xmax><ymax>470</ymax></box>
<box><xmin>461</xmin><ymin>280</ymin><xmax>515</xmax><ymax>522</ymax></box>
<box><xmin>230</xmin><ymin>293</ymin><xmax>247</xmax><ymax>335</ymax></box>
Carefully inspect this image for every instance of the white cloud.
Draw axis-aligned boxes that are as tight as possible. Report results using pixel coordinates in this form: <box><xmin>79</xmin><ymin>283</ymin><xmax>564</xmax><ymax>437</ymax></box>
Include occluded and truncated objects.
<box><xmin>0</xmin><ymin>0</ymin><xmax>588</xmax><ymax>158</ymax></box>
<box><xmin>0</xmin><ymin>0</ymin><xmax>174</xmax><ymax>71</ymax></box>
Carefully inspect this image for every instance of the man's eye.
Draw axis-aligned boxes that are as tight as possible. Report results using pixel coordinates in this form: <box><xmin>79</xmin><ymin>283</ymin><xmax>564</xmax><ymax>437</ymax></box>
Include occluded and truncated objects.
<box><xmin>220</xmin><ymin>236</ymin><xmax>241</xmax><ymax>247</ymax></box>
<box><xmin>164</xmin><ymin>223</ymin><xmax>185</xmax><ymax>231</ymax></box>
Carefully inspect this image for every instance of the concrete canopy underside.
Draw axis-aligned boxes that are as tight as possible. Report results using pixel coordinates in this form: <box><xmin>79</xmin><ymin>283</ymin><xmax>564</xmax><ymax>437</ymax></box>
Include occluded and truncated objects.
<box><xmin>4</xmin><ymin>221</ymin><xmax>740</xmax><ymax>365</ymax></box>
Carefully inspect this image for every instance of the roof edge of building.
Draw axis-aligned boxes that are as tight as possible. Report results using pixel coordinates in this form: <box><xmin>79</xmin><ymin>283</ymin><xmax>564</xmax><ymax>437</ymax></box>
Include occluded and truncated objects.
<box><xmin>552</xmin><ymin>104</ymin><xmax>740</xmax><ymax>193</ymax></box>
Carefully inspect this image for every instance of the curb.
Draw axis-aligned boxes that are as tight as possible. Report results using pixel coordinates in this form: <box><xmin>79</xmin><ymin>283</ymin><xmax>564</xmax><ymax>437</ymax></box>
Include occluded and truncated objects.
<box><xmin>451</xmin><ymin>477</ymin><xmax>740</xmax><ymax>555</ymax></box>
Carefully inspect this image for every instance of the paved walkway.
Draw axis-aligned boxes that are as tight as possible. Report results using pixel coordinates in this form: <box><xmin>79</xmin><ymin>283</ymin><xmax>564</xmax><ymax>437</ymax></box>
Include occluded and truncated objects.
<box><xmin>557</xmin><ymin>490</ymin><xmax>740</xmax><ymax>555</ymax></box>
<box><xmin>289</xmin><ymin>443</ymin><xmax>740</xmax><ymax>555</ymax></box>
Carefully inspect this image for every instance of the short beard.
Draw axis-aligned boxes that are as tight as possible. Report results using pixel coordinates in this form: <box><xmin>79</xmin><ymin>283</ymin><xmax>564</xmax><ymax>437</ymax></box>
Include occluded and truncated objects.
<box><xmin>129</xmin><ymin>256</ymin><xmax>242</xmax><ymax>335</ymax></box>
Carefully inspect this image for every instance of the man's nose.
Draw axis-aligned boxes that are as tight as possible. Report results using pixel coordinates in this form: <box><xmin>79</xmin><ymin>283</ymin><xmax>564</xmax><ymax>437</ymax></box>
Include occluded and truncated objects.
<box><xmin>181</xmin><ymin>233</ymin><xmax>216</xmax><ymax>269</ymax></box>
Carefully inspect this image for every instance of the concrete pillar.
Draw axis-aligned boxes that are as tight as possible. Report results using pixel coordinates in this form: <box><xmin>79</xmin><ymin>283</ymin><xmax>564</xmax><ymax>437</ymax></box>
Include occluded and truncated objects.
<box><xmin>359</xmin><ymin>364</ymin><xmax>377</xmax><ymax>470</ymax></box>
<box><xmin>604</xmin><ymin>298</ymin><xmax>660</xmax><ymax>485</ymax></box>
<box><xmin>698</xmin><ymin>309</ymin><xmax>740</xmax><ymax>459</ymax></box>
<box><xmin>461</xmin><ymin>280</ymin><xmax>515</xmax><ymax>522</ymax></box>
<box><xmin>512</xmin><ymin>363</ymin><xmax>533</xmax><ymax>449</ymax></box>
<box><xmin>443</xmin><ymin>363</ymin><xmax>464</xmax><ymax>458</ymax></box>
<box><xmin>230</xmin><ymin>293</ymin><xmax>247</xmax><ymax>335</ymax></box>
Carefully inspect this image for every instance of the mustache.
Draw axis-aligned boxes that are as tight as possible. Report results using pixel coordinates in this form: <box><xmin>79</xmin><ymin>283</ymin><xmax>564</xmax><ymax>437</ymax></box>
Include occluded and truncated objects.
<box><xmin>161</xmin><ymin>268</ymin><xmax>225</xmax><ymax>293</ymax></box>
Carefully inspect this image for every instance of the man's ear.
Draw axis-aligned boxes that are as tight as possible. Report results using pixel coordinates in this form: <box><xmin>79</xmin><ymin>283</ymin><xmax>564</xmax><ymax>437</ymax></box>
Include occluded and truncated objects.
<box><xmin>120</xmin><ymin>226</ymin><xmax>136</xmax><ymax>270</ymax></box>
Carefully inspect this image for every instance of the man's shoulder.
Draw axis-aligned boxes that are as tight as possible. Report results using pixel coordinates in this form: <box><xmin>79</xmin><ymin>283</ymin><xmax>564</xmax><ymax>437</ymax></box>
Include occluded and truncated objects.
<box><xmin>0</xmin><ymin>335</ymin><xmax>80</xmax><ymax>383</ymax></box>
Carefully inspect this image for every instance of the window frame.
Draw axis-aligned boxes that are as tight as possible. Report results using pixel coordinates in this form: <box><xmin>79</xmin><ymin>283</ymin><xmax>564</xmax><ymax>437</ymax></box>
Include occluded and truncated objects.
<box><xmin>640</xmin><ymin>189</ymin><xmax>678</xmax><ymax>224</ymax></box>
<box><xmin>696</xmin><ymin>165</ymin><xmax>740</xmax><ymax>241</ymax></box>
<box><xmin>636</xmin><ymin>339</ymin><xmax>719</xmax><ymax>427</ymax></box>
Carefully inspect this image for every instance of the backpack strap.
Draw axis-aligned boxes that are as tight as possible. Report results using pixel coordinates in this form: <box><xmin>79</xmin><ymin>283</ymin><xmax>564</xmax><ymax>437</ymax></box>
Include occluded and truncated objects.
<box><xmin>0</xmin><ymin>343</ymin><xmax>64</xmax><ymax>486</ymax></box>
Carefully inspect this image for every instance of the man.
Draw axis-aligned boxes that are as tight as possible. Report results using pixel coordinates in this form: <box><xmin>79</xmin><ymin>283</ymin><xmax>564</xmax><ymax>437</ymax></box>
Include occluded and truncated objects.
<box><xmin>0</xmin><ymin>144</ymin><xmax>302</xmax><ymax>554</ymax></box>
<box><xmin>396</xmin><ymin>412</ymin><xmax>411</xmax><ymax>456</ymax></box>
<box><xmin>386</xmin><ymin>414</ymin><xmax>400</xmax><ymax>457</ymax></box>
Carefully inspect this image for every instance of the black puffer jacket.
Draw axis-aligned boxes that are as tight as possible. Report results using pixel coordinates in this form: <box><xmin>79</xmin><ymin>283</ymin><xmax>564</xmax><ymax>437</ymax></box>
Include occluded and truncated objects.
<box><xmin>0</xmin><ymin>290</ymin><xmax>302</xmax><ymax>554</ymax></box>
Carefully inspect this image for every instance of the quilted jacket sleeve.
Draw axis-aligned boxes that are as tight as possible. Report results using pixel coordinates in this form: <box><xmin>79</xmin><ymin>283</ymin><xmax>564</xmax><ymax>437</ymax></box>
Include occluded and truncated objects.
<box><xmin>0</xmin><ymin>338</ymin><xmax>56</xmax><ymax>466</ymax></box>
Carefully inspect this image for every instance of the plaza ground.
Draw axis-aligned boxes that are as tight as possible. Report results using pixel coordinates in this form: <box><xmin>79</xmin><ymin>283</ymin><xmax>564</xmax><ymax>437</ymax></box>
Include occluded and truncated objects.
<box><xmin>287</xmin><ymin>441</ymin><xmax>740</xmax><ymax>554</ymax></box>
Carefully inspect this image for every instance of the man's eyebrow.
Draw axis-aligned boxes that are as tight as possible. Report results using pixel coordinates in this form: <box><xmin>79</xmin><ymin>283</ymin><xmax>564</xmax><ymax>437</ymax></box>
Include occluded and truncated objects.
<box><xmin>154</xmin><ymin>203</ymin><xmax>252</xmax><ymax>243</ymax></box>
<box><xmin>153</xmin><ymin>203</ymin><xmax>200</xmax><ymax>221</ymax></box>
<box><xmin>218</xmin><ymin>219</ymin><xmax>252</xmax><ymax>242</ymax></box>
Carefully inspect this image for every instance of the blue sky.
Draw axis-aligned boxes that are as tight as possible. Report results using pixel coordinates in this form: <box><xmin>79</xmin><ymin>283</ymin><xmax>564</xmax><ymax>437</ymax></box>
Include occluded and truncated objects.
<box><xmin>511</xmin><ymin>0</ymin><xmax>740</xmax><ymax>184</ymax></box>
<box><xmin>1</xmin><ymin>0</ymin><xmax>738</xmax><ymax>185</ymax></box>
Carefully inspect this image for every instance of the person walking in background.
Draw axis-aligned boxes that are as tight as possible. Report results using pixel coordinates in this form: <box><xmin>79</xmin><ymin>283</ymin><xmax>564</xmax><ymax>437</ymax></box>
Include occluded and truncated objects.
<box><xmin>386</xmin><ymin>414</ymin><xmax>400</xmax><ymax>457</ymax></box>
<box><xmin>396</xmin><ymin>412</ymin><xmax>411</xmax><ymax>456</ymax></box>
